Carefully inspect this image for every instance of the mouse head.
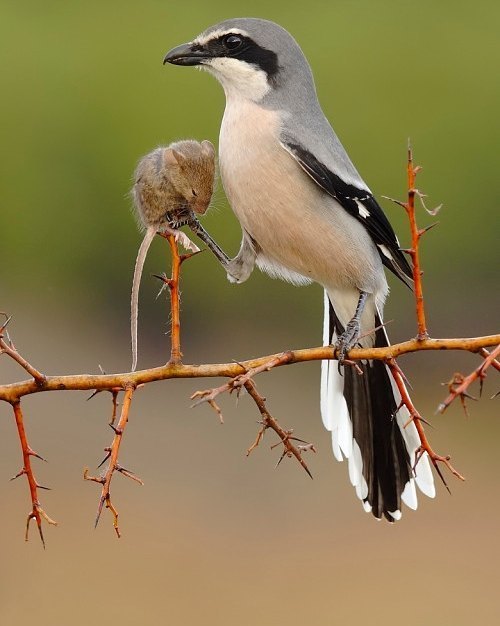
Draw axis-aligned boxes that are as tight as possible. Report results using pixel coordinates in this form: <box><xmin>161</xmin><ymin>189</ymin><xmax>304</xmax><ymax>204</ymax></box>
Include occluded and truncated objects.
<box><xmin>163</xmin><ymin>140</ymin><xmax>216</xmax><ymax>215</ymax></box>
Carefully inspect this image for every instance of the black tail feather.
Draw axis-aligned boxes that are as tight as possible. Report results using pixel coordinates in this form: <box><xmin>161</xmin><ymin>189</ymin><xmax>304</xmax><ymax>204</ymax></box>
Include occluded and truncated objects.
<box><xmin>330</xmin><ymin>301</ymin><xmax>412</xmax><ymax>521</ymax></box>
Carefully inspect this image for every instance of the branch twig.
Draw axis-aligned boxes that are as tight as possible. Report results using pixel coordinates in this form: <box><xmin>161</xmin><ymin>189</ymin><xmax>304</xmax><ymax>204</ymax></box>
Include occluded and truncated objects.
<box><xmin>11</xmin><ymin>400</ymin><xmax>57</xmax><ymax>547</ymax></box>
<box><xmin>384</xmin><ymin>143</ymin><xmax>442</xmax><ymax>341</ymax></box>
<box><xmin>84</xmin><ymin>384</ymin><xmax>141</xmax><ymax>538</ymax></box>
<box><xmin>386</xmin><ymin>358</ymin><xmax>465</xmax><ymax>491</ymax></box>
<box><xmin>156</xmin><ymin>233</ymin><xmax>201</xmax><ymax>365</ymax></box>
<box><xmin>1</xmin><ymin>335</ymin><xmax>498</xmax><ymax>404</ymax></box>
<box><xmin>437</xmin><ymin>344</ymin><xmax>500</xmax><ymax>415</ymax></box>
<box><xmin>243</xmin><ymin>380</ymin><xmax>316</xmax><ymax>478</ymax></box>
<box><xmin>0</xmin><ymin>315</ymin><xmax>46</xmax><ymax>387</ymax></box>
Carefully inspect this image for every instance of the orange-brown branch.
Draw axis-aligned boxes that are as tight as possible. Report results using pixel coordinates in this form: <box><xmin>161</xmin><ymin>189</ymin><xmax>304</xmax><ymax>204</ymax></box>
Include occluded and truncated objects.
<box><xmin>11</xmin><ymin>400</ymin><xmax>57</xmax><ymax>547</ymax></box>
<box><xmin>84</xmin><ymin>384</ymin><xmax>141</xmax><ymax>538</ymax></box>
<box><xmin>243</xmin><ymin>379</ymin><xmax>316</xmax><ymax>478</ymax></box>
<box><xmin>405</xmin><ymin>146</ymin><xmax>429</xmax><ymax>340</ymax></box>
<box><xmin>438</xmin><ymin>344</ymin><xmax>500</xmax><ymax>415</ymax></box>
<box><xmin>166</xmin><ymin>234</ymin><xmax>182</xmax><ymax>364</ymax></box>
<box><xmin>0</xmin><ymin>333</ymin><xmax>46</xmax><ymax>387</ymax></box>
<box><xmin>386</xmin><ymin>358</ymin><xmax>465</xmax><ymax>489</ymax></box>
<box><xmin>480</xmin><ymin>347</ymin><xmax>500</xmax><ymax>373</ymax></box>
<box><xmin>1</xmin><ymin>335</ymin><xmax>498</xmax><ymax>404</ymax></box>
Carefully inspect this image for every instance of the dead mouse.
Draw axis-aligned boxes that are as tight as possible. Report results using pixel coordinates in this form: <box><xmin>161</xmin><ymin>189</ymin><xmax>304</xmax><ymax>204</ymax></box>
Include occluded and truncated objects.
<box><xmin>130</xmin><ymin>139</ymin><xmax>216</xmax><ymax>371</ymax></box>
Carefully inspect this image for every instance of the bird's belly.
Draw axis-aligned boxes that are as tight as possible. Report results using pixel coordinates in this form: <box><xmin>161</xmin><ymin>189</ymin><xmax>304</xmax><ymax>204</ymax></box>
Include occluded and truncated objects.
<box><xmin>219</xmin><ymin>101</ymin><xmax>383</xmax><ymax>292</ymax></box>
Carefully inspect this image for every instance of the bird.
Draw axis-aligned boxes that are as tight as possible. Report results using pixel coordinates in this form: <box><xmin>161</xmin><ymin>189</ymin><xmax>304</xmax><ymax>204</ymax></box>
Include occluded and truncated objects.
<box><xmin>163</xmin><ymin>17</ymin><xmax>435</xmax><ymax>521</ymax></box>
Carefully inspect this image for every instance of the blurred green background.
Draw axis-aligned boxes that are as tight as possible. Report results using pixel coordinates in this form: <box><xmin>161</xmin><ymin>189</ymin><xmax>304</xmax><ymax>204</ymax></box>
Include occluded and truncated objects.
<box><xmin>1</xmin><ymin>1</ymin><xmax>499</xmax><ymax>625</ymax></box>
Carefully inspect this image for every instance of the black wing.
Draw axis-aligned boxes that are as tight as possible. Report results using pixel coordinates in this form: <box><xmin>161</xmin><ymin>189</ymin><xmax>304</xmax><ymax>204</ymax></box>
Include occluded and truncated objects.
<box><xmin>282</xmin><ymin>140</ymin><xmax>413</xmax><ymax>287</ymax></box>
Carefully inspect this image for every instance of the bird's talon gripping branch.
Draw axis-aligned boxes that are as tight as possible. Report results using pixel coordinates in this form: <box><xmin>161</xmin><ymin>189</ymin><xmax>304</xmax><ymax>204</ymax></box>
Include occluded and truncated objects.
<box><xmin>335</xmin><ymin>291</ymin><xmax>368</xmax><ymax>369</ymax></box>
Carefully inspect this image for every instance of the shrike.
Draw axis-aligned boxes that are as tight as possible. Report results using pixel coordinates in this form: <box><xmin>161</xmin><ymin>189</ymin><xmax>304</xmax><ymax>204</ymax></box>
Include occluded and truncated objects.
<box><xmin>164</xmin><ymin>18</ymin><xmax>435</xmax><ymax>520</ymax></box>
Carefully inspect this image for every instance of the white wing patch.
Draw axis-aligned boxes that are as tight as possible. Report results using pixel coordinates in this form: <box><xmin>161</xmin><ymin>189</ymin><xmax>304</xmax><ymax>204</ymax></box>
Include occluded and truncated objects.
<box><xmin>355</xmin><ymin>199</ymin><xmax>370</xmax><ymax>219</ymax></box>
<box><xmin>377</xmin><ymin>244</ymin><xmax>394</xmax><ymax>261</ymax></box>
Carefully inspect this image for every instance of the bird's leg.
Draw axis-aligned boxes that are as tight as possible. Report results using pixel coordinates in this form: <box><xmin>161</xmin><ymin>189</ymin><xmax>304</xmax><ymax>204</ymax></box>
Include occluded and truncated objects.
<box><xmin>335</xmin><ymin>290</ymin><xmax>369</xmax><ymax>367</ymax></box>
<box><xmin>225</xmin><ymin>231</ymin><xmax>257</xmax><ymax>284</ymax></box>
<box><xmin>185</xmin><ymin>214</ymin><xmax>231</xmax><ymax>266</ymax></box>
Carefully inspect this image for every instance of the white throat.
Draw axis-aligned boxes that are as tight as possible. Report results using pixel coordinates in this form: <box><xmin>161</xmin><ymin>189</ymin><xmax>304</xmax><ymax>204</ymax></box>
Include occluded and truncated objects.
<box><xmin>202</xmin><ymin>58</ymin><xmax>271</xmax><ymax>102</ymax></box>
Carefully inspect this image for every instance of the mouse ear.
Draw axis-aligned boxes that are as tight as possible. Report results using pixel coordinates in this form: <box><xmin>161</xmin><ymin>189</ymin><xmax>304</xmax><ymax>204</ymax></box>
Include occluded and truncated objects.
<box><xmin>163</xmin><ymin>148</ymin><xmax>186</xmax><ymax>166</ymax></box>
<box><xmin>201</xmin><ymin>140</ymin><xmax>215</xmax><ymax>158</ymax></box>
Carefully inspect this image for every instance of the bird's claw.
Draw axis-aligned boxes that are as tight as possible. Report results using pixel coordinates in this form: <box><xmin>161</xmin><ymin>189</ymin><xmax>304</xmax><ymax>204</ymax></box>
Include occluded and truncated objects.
<box><xmin>335</xmin><ymin>319</ymin><xmax>361</xmax><ymax>368</ymax></box>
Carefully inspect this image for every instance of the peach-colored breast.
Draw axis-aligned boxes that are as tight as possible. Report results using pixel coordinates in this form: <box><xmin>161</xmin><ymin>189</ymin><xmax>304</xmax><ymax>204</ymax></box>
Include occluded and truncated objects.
<box><xmin>219</xmin><ymin>99</ymin><xmax>385</xmax><ymax>295</ymax></box>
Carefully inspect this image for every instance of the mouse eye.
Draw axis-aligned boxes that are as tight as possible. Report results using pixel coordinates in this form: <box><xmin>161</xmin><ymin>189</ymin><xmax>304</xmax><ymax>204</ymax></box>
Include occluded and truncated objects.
<box><xmin>223</xmin><ymin>34</ymin><xmax>243</xmax><ymax>50</ymax></box>
<box><xmin>191</xmin><ymin>189</ymin><xmax>197</xmax><ymax>197</ymax></box>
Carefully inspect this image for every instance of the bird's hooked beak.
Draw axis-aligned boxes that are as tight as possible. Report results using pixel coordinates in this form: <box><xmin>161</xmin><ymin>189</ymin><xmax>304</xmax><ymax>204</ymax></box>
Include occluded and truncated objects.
<box><xmin>163</xmin><ymin>42</ymin><xmax>210</xmax><ymax>66</ymax></box>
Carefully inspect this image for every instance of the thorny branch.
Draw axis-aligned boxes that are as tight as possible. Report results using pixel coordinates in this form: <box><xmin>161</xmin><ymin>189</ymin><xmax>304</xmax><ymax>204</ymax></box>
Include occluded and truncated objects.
<box><xmin>243</xmin><ymin>379</ymin><xmax>316</xmax><ymax>477</ymax></box>
<box><xmin>0</xmin><ymin>313</ymin><xmax>46</xmax><ymax>386</ymax></box>
<box><xmin>155</xmin><ymin>233</ymin><xmax>202</xmax><ymax>365</ymax></box>
<box><xmin>11</xmin><ymin>400</ymin><xmax>57</xmax><ymax>547</ymax></box>
<box><xmin>84</xmin><ymin>384</ymin><xmax>142</xmax><ymax>538</ymax></box>
<box><xmin>386</xmin><ymin>358</ymin><xmax>465</xmax><ymax>492</ymax></box>
<box><xmin>437</xmin><ymin>344</ymin><xmax>500</xmax><ymax>416</ymax></box>
<box><xmin>1</xmin><ymin>148</ymin><xmax>499</xmax><ymax>544</ymax></box>
<box><xmin>384</xmin><ymin>142</ymin><xmax>441</xmax><ymax>341</ymax></box>
<box><xmin>191</xmin><ymin>360</ymin><xmax>316</xmax><ymax>476</ymax></box>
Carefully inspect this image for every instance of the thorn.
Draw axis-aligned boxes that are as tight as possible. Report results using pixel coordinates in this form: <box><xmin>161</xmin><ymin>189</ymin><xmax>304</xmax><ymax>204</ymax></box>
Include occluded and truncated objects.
<box><xmin>95</xmin><ymin>496</ymin><xmax>106</xmax><ymax>528</ymax></box>
<box><xmin>179</xmin><ymin>248</ymin><xmax>203</xmax><ymax>264</ymax></box>
<box><xmin>116</xmin><ymin>465</ymin><xmax>144</xmax><ymax>486</ymax></box>
<box><xmin>462</xmin><ymin>391</ymin><xmax>477</xmax><ymax>402</ymax></box>
<box><xmin>418</xmin><ymin>221</ymin><xmax>440</xmax><ymax>236</ymax></box>
<box><xmin>87</xmin><ymin>389</ymin><xmax>101</xmax><ymax>401</ymax></box>
<box><xmin>404</xmin><ymin>413</ymin><xmax>432</xmax><ymax>428</ymax></box>
<box><xmin>275</xmin><ymin>448</ymin><xmax>290</xmax><ymax>469</ymax></box>
<box><xmin>10</xmin><ymin>468</ymin><xmax>26</xmax><ymax>481</ymax></box>
<box><xmin>0</xmin><ymin>313</ymin><xmax>13</xmax><ymax>333</ymax></box>
<box><xmin>381</xmin><ymin>195</ymin><xmax>407</xmax><ymax>209</ymax></box>
<box><xmin>432</xmin><ymin>460</ymin><xmax>451</xmax><ymax>495</ymax></box>
<box><xmin>109</xmin><ymin>423</ymin><xmax>122</xmax><ymax>435</ymax></box>
<box><xmin>97</xmin><ymin>449</ymin><xmax>112</xmax><ymax>469</ymax></box>
<box><xmin>36</xmin><ymin>484</ymin><xmax>52</xmax><ymax>491</ymax></box>
<box><xmin>152</xmin><ymin>273</ymin><xmax>173</xmax><ymax>286</ymax></box>
<box><xmin>28</xmin><ymin>448</ymin><xmax>47</xmax><ymax>462</ymax></box>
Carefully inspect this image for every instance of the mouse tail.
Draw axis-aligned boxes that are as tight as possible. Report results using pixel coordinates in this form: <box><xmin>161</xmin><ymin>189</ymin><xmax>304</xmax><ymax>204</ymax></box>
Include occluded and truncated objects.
<box><xmin>131</xmin><ymin>227</ymin><xmax>156</xmax><ymax>371</ymax></box>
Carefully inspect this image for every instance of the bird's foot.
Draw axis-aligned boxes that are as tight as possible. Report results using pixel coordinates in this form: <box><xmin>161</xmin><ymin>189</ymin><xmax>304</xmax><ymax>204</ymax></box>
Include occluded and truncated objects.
<box><xmin>225</xmin><ymin>257</ymin><xmax>253</xmax><ymax>284</ymax></box>
<box><xmin>335</xmin><ymin>319</ymin><xmax>361</xmax><ymax>368</ymax></box>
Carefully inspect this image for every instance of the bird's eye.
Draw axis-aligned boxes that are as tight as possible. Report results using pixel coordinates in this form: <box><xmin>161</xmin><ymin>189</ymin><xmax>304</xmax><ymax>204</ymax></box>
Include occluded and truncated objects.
<box><xmin>223</xmin><ymin>34</ymin><xmax>243</xmax><ymax>50</ymax></box>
